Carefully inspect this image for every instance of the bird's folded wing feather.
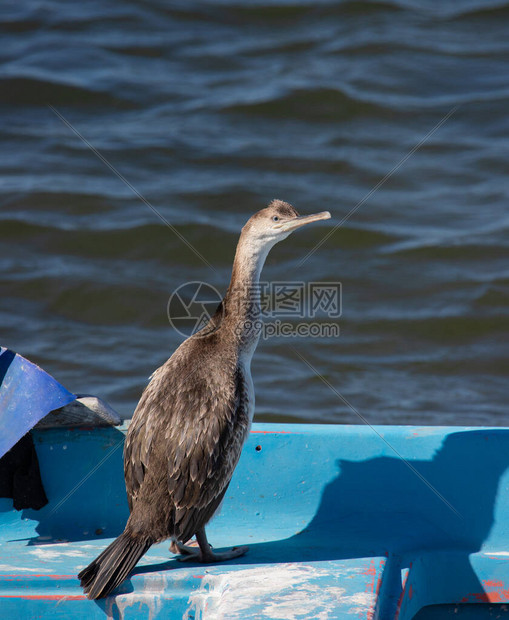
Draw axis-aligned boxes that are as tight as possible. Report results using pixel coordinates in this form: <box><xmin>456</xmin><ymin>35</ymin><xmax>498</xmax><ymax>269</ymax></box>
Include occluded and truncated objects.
<box><xmin>124</xmin><ymin>356</ymin><xmax>249</xmax><ymax>526</ymax></box>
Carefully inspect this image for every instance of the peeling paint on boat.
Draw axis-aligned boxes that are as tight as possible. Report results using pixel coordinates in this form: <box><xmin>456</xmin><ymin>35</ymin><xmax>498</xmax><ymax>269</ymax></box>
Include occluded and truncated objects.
<box><xmin>0</xmin><ymin>565</ymin><xmax>52</xmax><ymax>573</ymax></box>
<box><xmin>184</xmin><ymin>563</ymin><xmax>375</xmax><ymax>619</ymax></box>
<box><xmin>104</xmin><ymin>574</ymin><xmax>168</xmax><ymax>620</ymax></box>
<box><xmin>138</xmin><ymin>554</ymin><xmax>174</xmax><ymax>565</ymax></box>
<box><xmin>29</xmin><ymin>546</ymin><xmax>88</xmax><ymax>560</ymax></box>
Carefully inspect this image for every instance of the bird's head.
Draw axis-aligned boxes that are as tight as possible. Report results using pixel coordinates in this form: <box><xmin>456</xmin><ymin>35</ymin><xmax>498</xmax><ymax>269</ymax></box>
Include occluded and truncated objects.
<box><xmin>241</xmin><ymin>199</ymin><xmax>331</xmax><ymax>252</ymax></box>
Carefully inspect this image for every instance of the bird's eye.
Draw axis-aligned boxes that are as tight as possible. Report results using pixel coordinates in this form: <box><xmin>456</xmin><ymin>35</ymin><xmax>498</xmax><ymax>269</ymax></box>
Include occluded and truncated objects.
<box><xmin>272</xmin><ymin>216</ymin><xmax>280</xmax><ymax>222</ymax></box>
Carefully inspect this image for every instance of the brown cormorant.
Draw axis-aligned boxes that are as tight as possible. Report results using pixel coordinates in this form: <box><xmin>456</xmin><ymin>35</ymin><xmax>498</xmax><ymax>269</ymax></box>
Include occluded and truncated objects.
<box><xmin>78</xmin><ymin>200</ymin><xmax>330</xmax><ymax>599</ymax></box>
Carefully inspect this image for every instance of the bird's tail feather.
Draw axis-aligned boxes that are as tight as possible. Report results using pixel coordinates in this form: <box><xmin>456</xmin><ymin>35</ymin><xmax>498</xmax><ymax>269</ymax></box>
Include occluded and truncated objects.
<box><xmin>78</xmin><ymin>530</ymin><xmax>152</xmax><ymax>599</ymax></box>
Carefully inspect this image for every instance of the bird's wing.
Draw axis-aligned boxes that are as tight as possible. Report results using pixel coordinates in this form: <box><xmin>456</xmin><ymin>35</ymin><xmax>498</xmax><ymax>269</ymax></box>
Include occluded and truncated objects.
<box><xmin>123</xmin><ymin>401</ymin><xmax>152</xmax><ymax>512</ymax></box>
<box><xmin>167</xmin><ymin>364</ymin><xmax>249</xmax><ymax>542</ymax></box>
<box><xmin>124</xmin><ymin>357</ymin><xmax>182</xmax><ymax>510</ymax></box>
<box><xmin>124</xmin><ymin>343</ymin><xmax>250</xmax><ymax>542</ymax></box>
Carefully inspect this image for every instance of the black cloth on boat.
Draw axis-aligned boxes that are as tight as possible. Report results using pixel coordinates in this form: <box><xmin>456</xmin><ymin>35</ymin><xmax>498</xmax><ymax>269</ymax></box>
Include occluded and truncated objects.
<box><xmin>0</xmin><ymin>431</ymin><xmax>48</xmax><ymax>510</ymax></box>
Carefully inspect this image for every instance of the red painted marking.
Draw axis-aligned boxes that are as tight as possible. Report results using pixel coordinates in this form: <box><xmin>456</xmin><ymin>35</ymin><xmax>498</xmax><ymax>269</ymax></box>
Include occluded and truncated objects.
<box><xmin>460</xmin><ymin>582</ymin><xmax>509</xmax><ymax>604</ymax></box>
<box><xmin>408</xmin><ymin>584</ymin><xmax>413</xmax><ymax>600</ymax></box>
<box><xmin>363</xmin><ymin>559</ymin><xmax>377</xmax><ymax>580</ymax></box>
<box><xmin>484</xmin><ymin>579</ymin><xmax>504</xmax><ymax>588</ymax></box>
<box><xmin>487</xmin><ymin>593</ymin><xmax>504</xmax><ymax>603</ymax></box>
<box><xmin>400</xmin><ymin>572</ymin><xmax>409</xmax><ymax>590</ymax></box>
<box><xmin>192</xmin><ymin>575</ymin><xmax>205</xmax><ymax>579</ymax></box>
<box><xmin>463</xmin><ymin>592</ymin><xmax>501</xmax><ymax>603</ymax></box>
<box><xmin>0</xmin><ymin>574</ymin><xmax>75</xmax><ymax>579</ymax></box>
<box><xmin>364</xmin><ymin>558</ymin><xmax>378</xmax><ymax>620</ymax></box>
<box><xmin>375</xmin><ymin>560</ymin><xmax>384</xmax><ymax>596</ymax></box>
<box><xmin>361</xmin><ymin>558</ymin><xmax>386</xmax><ymax>620</ymax></box>
<box><xmin>395</xmin><ymin>589</ymin><xmax>405</xmax><ymax>619</ymax></box>
<box><xmin>395</xmin><ymin>565</ymin><xmax>413</xmax><ymax>620</ymax></box>
<box><xmin>0</xmin><ymin>595</ymin><xmax>86</xmax><ymax>600</ymax></box>
<box><xmin>396</xmin><ymin>579</ymin><xmax>408</xmax><ymax>613</ymax></box>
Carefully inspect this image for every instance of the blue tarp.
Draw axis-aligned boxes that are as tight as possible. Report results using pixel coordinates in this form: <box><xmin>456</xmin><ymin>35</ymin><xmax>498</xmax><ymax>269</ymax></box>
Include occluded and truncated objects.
<box><xmin>0</xmin><ymin>347</ymin><xmax>76</xmax><ymax>458</ymax></box>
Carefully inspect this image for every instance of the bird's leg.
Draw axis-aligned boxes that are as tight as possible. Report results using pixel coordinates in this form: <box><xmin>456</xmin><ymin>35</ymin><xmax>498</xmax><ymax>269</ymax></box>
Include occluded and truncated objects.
<box><xmin>194</xmin><ymin>528</ymin><xmax>248</xmax><ymax>563</ymax></box>
<box><xmin>169</xmin><ymin>539</ymin><xmax>200</xmax><ymax>556</ymax></box>
<box><xmin>174</xmin><ymin>528</ymin><xmax>248</xmax><ymax>563</ymax></box>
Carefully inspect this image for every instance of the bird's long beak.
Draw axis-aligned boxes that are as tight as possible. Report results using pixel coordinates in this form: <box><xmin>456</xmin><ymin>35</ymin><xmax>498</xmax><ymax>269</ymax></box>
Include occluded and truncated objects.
<box><xmin>280</xmin><ymin>211</ymin><xmax>331</xmax><ymax>232</ymax></box>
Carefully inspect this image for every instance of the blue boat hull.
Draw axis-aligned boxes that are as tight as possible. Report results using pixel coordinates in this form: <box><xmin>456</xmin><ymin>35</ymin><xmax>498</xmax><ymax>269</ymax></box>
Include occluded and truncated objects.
<box><xmin>1</xmin><ymin>423</ymin><xmax>509</xmax><ymax>618</ymax></box>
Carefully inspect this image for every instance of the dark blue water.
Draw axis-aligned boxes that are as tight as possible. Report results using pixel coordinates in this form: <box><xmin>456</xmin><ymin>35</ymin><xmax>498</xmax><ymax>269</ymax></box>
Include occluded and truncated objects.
<box><xmin>1</xmin><ymin>1</ymin><xmax>508</xmax><ymax>425</ymax></box>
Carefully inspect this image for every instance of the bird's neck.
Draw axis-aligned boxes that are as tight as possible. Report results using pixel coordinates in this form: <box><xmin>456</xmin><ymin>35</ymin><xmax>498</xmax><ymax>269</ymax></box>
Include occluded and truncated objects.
<box><xmin>221</xmin><ymin>235</ymin><xmax>271</xmax><ymax>355</ymax></box>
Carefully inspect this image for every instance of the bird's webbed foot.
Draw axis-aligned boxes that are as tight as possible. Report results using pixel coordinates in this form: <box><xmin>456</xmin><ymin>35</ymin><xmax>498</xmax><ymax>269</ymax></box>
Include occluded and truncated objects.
<box><xmin>171</xmin><ymin>529</ymin><xmax>248</xmax><ymax>563</ymax></box>
<box><xmin>196</xmin><ymin>544</ymin><xmax>249</xmax><ymax>563</ymax></box>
